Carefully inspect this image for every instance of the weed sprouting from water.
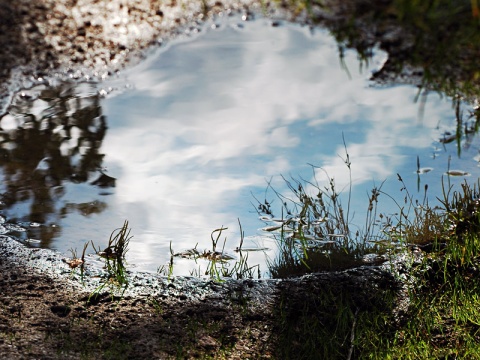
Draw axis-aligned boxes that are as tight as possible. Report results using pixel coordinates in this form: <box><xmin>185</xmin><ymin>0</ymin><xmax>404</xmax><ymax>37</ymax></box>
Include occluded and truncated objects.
<box><xmin>203</xmin><ymin>226</ymin><xmax>259</xmax><ymax>280</ymax></box>
<box><xmin>165</xmin><ymin>223</ymin><xmax>261</xmax><ymax>281</ymax></box>
<box><xmin>258</xmin><ymin>143</ymin><xmax>391</xmax><ymax>277</ymax></box>
<box><xmin>217</xmin><ymin>226</ymin><xmax>261</xmax><ymax>279</ymax></box>
<box><xmin>210</xmin><ymin>226</ymin><xmax>227</xmax><ymax>255</ymax></box>
<box><xmin>157</xmin><ymin>241</ymin><xmax>175</xmax><ymax>278</ymax></box>
<box><xmin>89</xmin><ymin>220</ymin><xmax>132</xmax><ymax>301</ymax></box>
<box><xmin>378</xmin><ymin>174</ymin><xmax>446</xmax><ymax>247</ymax></box>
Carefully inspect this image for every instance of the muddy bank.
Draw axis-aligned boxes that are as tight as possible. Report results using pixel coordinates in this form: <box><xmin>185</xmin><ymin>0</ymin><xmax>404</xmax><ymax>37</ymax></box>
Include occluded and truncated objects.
<box><xmin>3</xmin><ymin>0</ymin><xmax>473</xmax><ymax>114</ymax></box>
<box><xmin>0</xmin><ymin>0</ymin><xmax>434</xmax><ymax>115</ymax></box>
<box><xmin>0</xmin><ymin>235</ymin><xmax>406</xmax><ymax>359</ymax></box>
<box><xmin>0</xmin><ymin>0</ymin><xmax>479</xmax><ymax>114</ymax></box>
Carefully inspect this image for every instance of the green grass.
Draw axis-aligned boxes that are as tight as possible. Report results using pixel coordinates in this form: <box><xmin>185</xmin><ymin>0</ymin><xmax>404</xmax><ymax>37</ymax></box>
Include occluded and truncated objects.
<box><xmin>273</xmin><ymin>267</ymin><xmax>399</xmax><ymax>359</ymax></box>
<box><xmin>381</xmin><ymin>180</ymin><xmax>480</xmax><ymax>358</ymax></box>
<box><xmin>89</xmin><ymin>220</ymin><xmax>132</xmax><ymax>301</ymax></box>
<box><xmin>271</xmin><ymin>174</ymin><xmax>480</xmax><ymax>358</ymax></box>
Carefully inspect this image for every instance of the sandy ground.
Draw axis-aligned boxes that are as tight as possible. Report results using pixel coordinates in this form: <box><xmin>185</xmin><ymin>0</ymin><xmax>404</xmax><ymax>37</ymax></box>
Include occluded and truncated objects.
<box><xmin>0</xmin><ymin>238</ymin><xmax>277</xmax><ymax>359</ymax></box>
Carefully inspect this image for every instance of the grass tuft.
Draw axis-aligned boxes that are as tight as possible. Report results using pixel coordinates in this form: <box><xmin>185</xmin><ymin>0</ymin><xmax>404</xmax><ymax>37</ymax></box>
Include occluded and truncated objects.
<box><xmin>89</xmin><ymin>220</ymin><xmax>132</xmax><ymax>302</ymax></box>
<box><xmin>270</xmin><ymin>171</ymin><xmax>480</xmax><ymax>357</ymax></box>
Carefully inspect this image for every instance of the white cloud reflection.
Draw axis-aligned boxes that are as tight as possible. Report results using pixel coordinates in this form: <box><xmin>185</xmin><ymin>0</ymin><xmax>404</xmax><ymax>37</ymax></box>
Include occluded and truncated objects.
<box><xmin>98</xmin><ymin>18</ymin><xmax>466</xmax><ymax>272</ymax></box>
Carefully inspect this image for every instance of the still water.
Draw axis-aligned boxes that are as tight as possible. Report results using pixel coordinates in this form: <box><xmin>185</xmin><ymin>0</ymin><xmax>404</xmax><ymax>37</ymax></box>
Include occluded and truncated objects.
<box><xmin>0</xmin><ymin>17</ymin><xmax>478</xmax><ymax>276</ymax></box>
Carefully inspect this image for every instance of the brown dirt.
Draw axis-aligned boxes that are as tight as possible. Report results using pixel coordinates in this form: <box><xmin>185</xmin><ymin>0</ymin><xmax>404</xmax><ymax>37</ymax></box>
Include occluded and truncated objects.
<box><xmin>0</xmin><ymin>240</ymin><xmax>405</xmax><ymax>359</ymax></box>
<box><xmin>0</xmin><ymin>257</ymin><xmax>275</xmax><ymax>359</ymax></box>
<box><xmin>0</xmin><ymin>235</ymin><xmax>405</xmax><ymax>359</ymax></box>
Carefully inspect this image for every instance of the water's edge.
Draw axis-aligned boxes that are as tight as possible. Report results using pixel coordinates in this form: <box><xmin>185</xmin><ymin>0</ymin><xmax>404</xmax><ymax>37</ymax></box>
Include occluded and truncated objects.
<box><xmin>0</xmin><ymin>232</ymin><xmax>412</xmax><ymax>306</ymax></box>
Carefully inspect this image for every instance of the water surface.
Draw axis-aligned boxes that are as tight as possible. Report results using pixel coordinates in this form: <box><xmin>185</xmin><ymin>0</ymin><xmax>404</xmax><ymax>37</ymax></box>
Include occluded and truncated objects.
<box><xmin>1</xmin><ymin>17</ymin><xmax>478</xmax><ymax>276</ymax></box>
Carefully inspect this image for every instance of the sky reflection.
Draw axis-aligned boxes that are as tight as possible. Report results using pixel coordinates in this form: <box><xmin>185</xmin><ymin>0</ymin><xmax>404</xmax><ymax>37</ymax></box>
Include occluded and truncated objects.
<box><xmin>2</xmin><ymin>17</ymin><xmax>477</xmax><ymax>276</ymax></box>
<box><xmin>95</xmin><ymin>18</ymin><xmax>479</xmax><ymax>274</ymax></box>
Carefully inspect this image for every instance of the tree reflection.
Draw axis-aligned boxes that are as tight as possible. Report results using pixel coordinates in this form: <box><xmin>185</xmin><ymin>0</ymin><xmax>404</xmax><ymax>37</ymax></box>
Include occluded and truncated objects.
<box><xmin>291</xmin><ymin>0</ymin><xmax>480</xmax><ymax>148</ymax></box>
<box><xmin>301</xmin><ymin>0</ymin><xmax>480</xmax><ymax>100</ymax></box>
<box><xmin>0</xmin><ymin>81</ymin><xmax>108</xmax><ymax>245</ymax></box>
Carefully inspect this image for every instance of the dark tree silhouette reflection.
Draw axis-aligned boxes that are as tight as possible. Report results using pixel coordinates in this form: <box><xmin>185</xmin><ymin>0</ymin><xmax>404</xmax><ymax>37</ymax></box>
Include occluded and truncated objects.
<box><xmin>0</xmin><ymin>81</ymin><xmax>109</xmax><ymax>246</ymax></box>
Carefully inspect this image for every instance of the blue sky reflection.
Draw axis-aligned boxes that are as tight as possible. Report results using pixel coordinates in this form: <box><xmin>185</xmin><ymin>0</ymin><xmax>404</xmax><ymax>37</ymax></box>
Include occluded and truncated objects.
<box><xmin>93</xmin><ymin>18</ymin><xmax>479</xmax><ymax>274</ymax></box>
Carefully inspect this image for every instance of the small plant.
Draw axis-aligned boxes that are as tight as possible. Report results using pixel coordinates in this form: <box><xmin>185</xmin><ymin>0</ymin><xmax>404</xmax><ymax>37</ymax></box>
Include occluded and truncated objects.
<box><xmin>379</xmin><ymin>174</ymin><xmax>446</xmax><ymax>247</ymax></box>
<box><xmin>169</xmin><ymin>222</ymin><xmax>261</xmax><ymax>281</ymax></box>
<box><xmin>203</xmin><ymin>226</ymin><xmax>259</xmax><ymax>281</ymax></box>
<box><xmin>89</xmin><ymin>220</ymin><xmax>132</xmax><ymax>301</ymax></box>
<box><xmin>157</xmin><ymin>241</ymin><xmax>175</xmax><ymax>278</ymax></box>
<box><xmin>184</xmin><ymin>226</ymin><xmax>259</xmax><ymax>281</ymax></box>
<box><xmin>64</xmin><ymin>241</ymin><xmax>88</xmax><ymax>270</ymax></box>
<box><xmin>149</xmin><ymin>298</ymin><xmax>164</xmax><ymax>316</ymax></box>
<box><xmin>63</xmin><ymin>241</ymin><xmax>89</xmax><ymax>282</ymax></box>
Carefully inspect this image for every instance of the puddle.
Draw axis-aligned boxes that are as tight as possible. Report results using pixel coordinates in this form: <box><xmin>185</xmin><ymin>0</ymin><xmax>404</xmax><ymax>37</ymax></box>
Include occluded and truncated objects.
<box><xmin>1</xmin><ymin>16</ymin><xmax>479</xmax><ymax>277</ymax></box>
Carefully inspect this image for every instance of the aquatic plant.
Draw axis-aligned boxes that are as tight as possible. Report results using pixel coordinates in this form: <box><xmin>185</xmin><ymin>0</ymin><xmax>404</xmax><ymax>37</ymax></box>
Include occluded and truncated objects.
<box><xmin>89</xmin><ymin>220</ymin><xmax>132</xmax><ymax>301</ymax></box>
<box><xmin>378</xmin><ymin>174</ymin><xmax>446</xmax><ymax>247</ymax></box>
<box><xmin>203</xmin><ymin>226</ymin><xmax>261</xmax><ymax>280</ymax></box>
<box><xmin>157</xmin><ymin>241</ymin><xmax>175</xmax><ymax>279</ymax></box>
<box><xmin>257</xmin><ymin>141</ymin><xmax>393</xmax><ymax>277</ymax></box>
<box><xmin>164</xmin><ymin>223</ymin><xmax>261</xmax><ymax>281</ymax></box>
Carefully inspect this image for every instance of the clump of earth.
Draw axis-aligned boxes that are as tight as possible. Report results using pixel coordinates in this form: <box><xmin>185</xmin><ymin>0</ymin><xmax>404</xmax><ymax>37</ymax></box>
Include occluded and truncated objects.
<box><xmin>1</xmin><ymin>234</ymin><xmax>405</xmax><ymax>358</ymax></box>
